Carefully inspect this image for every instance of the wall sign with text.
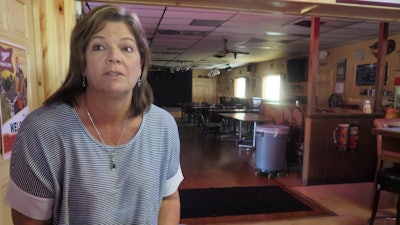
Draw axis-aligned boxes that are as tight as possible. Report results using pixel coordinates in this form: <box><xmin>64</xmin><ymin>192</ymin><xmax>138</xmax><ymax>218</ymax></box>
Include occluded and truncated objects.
<box><xmin>0</xmin><ymin>40</ymin><xmax>30</xmax><ymax>159</ymax></box>
<box><xmin>355</xmin><ymin>62</ymin><xmax>388</xmax><ymax>86</ymax></box>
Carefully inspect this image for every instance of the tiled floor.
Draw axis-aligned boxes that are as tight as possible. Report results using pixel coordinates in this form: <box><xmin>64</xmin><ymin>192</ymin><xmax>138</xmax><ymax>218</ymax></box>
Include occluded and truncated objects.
<box><xmin>173</xmin><ymin>111</ymin><xmax>398</xmax><ymax>225</ymax></box>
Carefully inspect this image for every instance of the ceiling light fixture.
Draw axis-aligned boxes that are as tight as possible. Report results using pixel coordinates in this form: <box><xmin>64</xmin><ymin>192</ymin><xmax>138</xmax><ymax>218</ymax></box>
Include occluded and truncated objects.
<box><xmin>225</xmin><ymin>64</ymin><xmax>232</xmax><ymax>72</ymax></box>
<box><xmin>170</xmin><ymin>62</ymin><xmax>191</xmax><ymax>73</ymax></box>
<box><xmin>207</xmin><ymin>68</ymin><xmax>220</xmax><ymax>78</ymax></box>
<box><xmin>182</xmin><ymin>65</ymin><xmax>190</xmax><ymax>72</ymax></box>
<box><xmin>265</xmin><ymin>31</ymin><xmax>285</xmax><ymax>36</ymax></box>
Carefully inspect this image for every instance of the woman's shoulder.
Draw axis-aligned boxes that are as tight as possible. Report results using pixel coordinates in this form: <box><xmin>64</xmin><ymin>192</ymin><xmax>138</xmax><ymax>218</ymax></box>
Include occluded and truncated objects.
<box><xmin>144</xmin><ymin>104</ymin><xmax>176</xmax><ymax>126</ymax></box>
<box><xmin>147</xmin><ymin>104</ymin><xmax>173</xmax><ymax>118</ymax></box>
<box><xmin>21</xmin><ymin>103</ymin><xmax>73</xmax><ymax>129</ymax></box>
<box><xmin>27</xmin><ymin>103</ymin><xmax>71</xmax><ymax>118</ymax></box>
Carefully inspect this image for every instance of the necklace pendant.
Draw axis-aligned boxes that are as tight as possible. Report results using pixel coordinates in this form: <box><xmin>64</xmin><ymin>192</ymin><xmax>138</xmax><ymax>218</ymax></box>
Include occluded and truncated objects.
<box><xmin>110</xmin><ymin>152</ymin><xmax>116</xmax><ymax>170</ymax></box>
<box><xmin>110</xmin><ymin>160</ymin><xmax>116</xmax><ymax>170</ymax></box>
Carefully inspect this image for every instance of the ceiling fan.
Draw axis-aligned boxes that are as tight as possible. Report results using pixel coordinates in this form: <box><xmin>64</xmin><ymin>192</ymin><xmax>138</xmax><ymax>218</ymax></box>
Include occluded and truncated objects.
<box><xmin>214</xmin><ymin>38</ymin><xmax>250</xmax><ymax>59</ymax></box>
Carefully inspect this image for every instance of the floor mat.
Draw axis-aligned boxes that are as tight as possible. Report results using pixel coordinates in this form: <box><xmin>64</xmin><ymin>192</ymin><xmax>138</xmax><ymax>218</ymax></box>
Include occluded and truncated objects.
<box><xmin>179</xmin><ymin>185</ymin><xmax>334</xmax><ymax>224</ymax></box>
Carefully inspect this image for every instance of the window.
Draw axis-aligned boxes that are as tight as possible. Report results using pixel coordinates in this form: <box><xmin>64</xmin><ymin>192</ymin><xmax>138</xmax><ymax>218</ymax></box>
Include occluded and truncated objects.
<box><xmin>234</xmin><ymin>77</ymin><xmax>246</xmax><ymax>98</ymax></box>
<box><xmin>262</xmin><ymin>75</ymin><xmax>281</xmax><ymax>101</ymax></box>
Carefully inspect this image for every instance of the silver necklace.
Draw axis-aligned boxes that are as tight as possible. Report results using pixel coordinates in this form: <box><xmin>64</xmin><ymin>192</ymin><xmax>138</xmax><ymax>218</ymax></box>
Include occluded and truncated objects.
<box><xmin>85</xmin><ymin>105</ymin><xmax>128</xmax><ymax>171</ymax></box>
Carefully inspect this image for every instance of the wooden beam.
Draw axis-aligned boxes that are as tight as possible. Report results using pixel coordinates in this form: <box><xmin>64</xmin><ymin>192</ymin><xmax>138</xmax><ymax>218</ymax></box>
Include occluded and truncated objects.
<box><xmin>374</xmin><ymin>22</ymin><xmax>388</xmax><ymax>113</ymax></box>
<box><xmin>306</xmin><ymin>17</ymin><xmax>320</xmax><ymax>114</ymax></box>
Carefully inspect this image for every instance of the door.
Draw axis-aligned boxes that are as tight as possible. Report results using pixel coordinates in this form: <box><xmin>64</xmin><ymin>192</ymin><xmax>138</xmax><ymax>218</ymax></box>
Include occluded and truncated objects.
<box><xmin>316</xmin><ymin>68</ymin><xmax>334</xmax><ymax>107</ymax></box>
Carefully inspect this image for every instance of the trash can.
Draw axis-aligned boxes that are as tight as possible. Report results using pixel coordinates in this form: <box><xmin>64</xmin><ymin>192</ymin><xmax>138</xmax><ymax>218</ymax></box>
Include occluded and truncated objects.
<box><xmin>255</xmin><ymin>125</ymin><xmax>290</xmax><ymax>173</ymax></box>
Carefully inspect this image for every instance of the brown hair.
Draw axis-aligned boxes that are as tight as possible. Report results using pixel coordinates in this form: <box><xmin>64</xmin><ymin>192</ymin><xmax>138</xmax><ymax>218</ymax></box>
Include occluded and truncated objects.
<box><xmin>44</xmin><ymin>4</ymin><xmax>153</xmax><ymax>117</ymax></box>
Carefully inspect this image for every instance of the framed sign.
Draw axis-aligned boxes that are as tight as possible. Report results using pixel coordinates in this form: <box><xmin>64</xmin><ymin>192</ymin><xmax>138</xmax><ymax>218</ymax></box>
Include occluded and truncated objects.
<box><xmin>336</xmin><ymin>59</ymin><xmax>346</xmax><ymax>81</ymax></box>
<box><xmin>355</xmin><ymin>62</ymin><xmax>388</xmax><ymax>86</ymax></box>
<box><xmin>0</xmin><ymin>40</ymin><xmax>30</xmax><ymax>159</ymax></box>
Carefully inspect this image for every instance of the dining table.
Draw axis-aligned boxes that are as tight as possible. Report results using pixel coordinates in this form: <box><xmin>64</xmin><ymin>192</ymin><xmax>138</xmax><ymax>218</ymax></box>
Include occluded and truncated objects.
<box><xmin>371</xmin><ymin>127</ymin><xmax>400</xmax><ymax>155</ymax></box>
<box><xmin>218</xmin><ymin>112</ymin><xmax>275</xmax><ymax>149</ymax></box>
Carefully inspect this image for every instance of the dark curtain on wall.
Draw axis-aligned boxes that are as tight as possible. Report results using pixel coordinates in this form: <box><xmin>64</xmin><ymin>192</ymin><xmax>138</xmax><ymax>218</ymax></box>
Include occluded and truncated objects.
<box><xmin>148</xmin><ymin>70</ymin><xmax>192</xmax><ymax>107</ymax></box>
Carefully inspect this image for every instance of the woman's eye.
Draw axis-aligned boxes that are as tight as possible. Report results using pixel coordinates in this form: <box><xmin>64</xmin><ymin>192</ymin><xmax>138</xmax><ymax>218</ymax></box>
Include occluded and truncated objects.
<box><xmin>92</xmin><ymin>44</ymin><xmax>104</xmax><ymax>51</ymax></box>
<box><xmin>123</xmin><ymin>46</ymin><xmax>134</xmax><ymax>52</ymax></box>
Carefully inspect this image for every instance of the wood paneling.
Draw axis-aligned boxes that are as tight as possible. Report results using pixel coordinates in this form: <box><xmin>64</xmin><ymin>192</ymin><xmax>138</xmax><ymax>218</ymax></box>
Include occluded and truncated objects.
<box><xmin>36</xmin><ymin>0</ymin><xmax>74</xmax><ymax>99</ymax></box>
<box><xmin>0</xmin><ymin>0</ymin><xmax>33</xmax><ymax>223</ymax></box>
<box><xmin>192</xmin><ymin>78</ymin><xmax>217</xmax><ymax>103</ymax></box>
<box><xmin>0</xmin><ymin>160</ymin><xmax>11</xmax><ymax>225</ymax></box>
<box><xmin>303</xmin><ymin>113</ymin><xmax>383</xmax><ymax>185</ymax></box>
<box><xmin>7</xmin><ymin>0</ymin><xmax>27</xmax><ymax>37</ymax></box>
<box><xmin>0</xmin><ymin>1</ymin><xmax>75</xmax><ymax>223</ymax></box>
<box><xmin>0</xmin><ymin>0</ymin><xmax>6</xmax><ymax>30</ymax></box>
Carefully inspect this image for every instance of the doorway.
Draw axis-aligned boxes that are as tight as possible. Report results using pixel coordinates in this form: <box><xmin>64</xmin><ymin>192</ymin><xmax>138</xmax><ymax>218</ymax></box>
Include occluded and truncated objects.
<box><xmin>316</xmin><ymin>68</ymin><xmax>334</xmax><ymax>107</ymax></box>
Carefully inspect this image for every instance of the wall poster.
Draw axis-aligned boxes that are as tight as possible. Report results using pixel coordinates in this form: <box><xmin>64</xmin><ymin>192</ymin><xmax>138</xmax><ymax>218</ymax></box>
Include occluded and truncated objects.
<box><xmin>0</xmin><ymin>40</ymin><xmax>29</xmax><ymax>159</ymax></box>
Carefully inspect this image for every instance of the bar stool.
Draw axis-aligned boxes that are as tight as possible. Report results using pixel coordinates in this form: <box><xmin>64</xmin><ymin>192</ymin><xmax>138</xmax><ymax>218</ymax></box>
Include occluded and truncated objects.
<box><xmin>367</xmin><ymin>167</ymin><xmax>400</xmax><ymax>225</ymax></box>
<box><xmin>371</xmin><ymin>118</ymin><xmax>400</xmax><ymax>208</ymax></box>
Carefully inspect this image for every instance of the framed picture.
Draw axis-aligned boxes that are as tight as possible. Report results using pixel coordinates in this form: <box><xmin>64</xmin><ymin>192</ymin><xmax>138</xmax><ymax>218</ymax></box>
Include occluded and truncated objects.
<box><xmin>336</xmin><ymin>59</ymin><xmax>346</xmax><ymax>81</ymax></box>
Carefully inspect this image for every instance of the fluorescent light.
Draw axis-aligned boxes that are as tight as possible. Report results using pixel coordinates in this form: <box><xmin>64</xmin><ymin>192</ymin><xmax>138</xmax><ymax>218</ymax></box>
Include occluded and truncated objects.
<box><xmin>265</xmin><ymin>32</ymin><xmax>285</xmax><ymax>36</ymax></box>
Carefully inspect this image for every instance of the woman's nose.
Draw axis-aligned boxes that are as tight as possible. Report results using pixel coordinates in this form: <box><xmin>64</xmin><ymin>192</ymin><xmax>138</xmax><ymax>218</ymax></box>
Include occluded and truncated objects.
<box><xmin>107</xmin><ymin>48</ymin><xmax>122</xmax><ymax>63</ymax></box>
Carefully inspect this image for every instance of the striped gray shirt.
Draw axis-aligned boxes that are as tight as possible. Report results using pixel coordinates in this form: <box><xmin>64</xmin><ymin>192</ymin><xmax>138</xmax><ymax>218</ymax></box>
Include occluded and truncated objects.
<box><xmin>5</xmin><ymin>103</ymin><xmax>183</xmax><ymax>224</ymax></box>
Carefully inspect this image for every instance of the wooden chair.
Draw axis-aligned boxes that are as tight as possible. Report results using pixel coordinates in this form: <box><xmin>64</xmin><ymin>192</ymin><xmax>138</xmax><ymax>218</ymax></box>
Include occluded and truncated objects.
<box><xmin>292</xmin><ymin>107</ymin><xmax>304</xmax><ymax>128</ymax></box>
<box><xmin>282</xmin><ymin>106</ymin><xmax>293</xmax><ymax>126</ymax></box>
<box><xmin>291</xmin><ymin>107</ymin><xmax>305</xmax><ymax>172</ymax></box>
<box><xmin>370</xmin><ymin>118</ymin><xmax>400</xmax><ymax>209</ymax></box>
<box><xmin>270</xmin><ymin>107</ymin><xmax>283</xmax><ymax>125</ymax></box>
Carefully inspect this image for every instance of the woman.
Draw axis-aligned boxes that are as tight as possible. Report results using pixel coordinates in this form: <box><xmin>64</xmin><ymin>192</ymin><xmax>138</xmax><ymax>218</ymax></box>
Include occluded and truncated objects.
<box><xmin>4</xmin><ymin>5</ymin><xmax>183</xmax><ymax>225</ymax></box>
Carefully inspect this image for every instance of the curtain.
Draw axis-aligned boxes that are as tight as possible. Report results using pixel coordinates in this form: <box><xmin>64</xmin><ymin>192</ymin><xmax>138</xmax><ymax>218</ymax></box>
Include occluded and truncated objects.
<box><xmin>148</xmin><ymin>70</ymin><xmax>192</xmax><ymax>107</ymax></box>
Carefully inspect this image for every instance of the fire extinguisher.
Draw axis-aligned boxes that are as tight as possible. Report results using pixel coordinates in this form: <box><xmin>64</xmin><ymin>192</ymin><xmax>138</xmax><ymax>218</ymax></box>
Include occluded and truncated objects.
<box><xmin>348</xmin><ymin>121</ymin><xmax>359</xmax><ymax>152</ymax></box>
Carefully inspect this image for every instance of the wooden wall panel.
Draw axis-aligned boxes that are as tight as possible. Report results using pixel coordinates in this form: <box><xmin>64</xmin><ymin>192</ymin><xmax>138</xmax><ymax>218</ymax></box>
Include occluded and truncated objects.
<box><xmin>0</xmin><ymin>1</ymin><xmax>75</xmax><ymax>223</ymax></box>
<box><xmin>0</xmin><ymin>0</ymin><xmax>34</xmax><ymax>223</ymax></box>
<box><xmin>37</xmin><ymin>0</ymin><xmax>74</xmax><ymax>99</ymax></box>
<box><xmin>303</xmin><ymin>114</ymin><xmax>381</xmax><ymax>185</ymax></box>
<box><xmin>7</xmin><ymin>0</ymin><xmax>27</xmax><ymax>37</ymax></box>
<box><xmin>0</xmin><ymin>162</ymin><xmax>11</xmax><ymax>225</ymax></box>
<box><xmin>0</xmin><ymin>0</ymin><xmax>6</xmax><ymax>30</ymax></box>
<box><xmin>192</xmin><ymin>78</ymin><xmax>217</xmax><ymax>103</ymax></box>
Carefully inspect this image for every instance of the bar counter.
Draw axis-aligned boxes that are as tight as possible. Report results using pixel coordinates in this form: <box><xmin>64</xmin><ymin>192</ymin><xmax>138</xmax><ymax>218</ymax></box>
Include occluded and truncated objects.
<box><xmin>302</xmin><ymin>109</ymin><xmax>384</xmax><ymax>185</ymax></box>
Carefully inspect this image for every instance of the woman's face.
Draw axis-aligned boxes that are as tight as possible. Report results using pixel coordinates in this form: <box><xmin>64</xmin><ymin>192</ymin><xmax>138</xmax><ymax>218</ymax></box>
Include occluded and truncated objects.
<box><xmin>84</xmin><ymin>21</ymin><xmax>141</xmax><ymax>97</ymax></box>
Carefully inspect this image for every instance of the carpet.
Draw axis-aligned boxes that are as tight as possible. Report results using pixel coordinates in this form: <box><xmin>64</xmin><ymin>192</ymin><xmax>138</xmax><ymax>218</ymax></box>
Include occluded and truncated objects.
<box><xmin>179</xmin><ymin>185</ymin><xmax>334</xmax><ymax>224</ymax></box>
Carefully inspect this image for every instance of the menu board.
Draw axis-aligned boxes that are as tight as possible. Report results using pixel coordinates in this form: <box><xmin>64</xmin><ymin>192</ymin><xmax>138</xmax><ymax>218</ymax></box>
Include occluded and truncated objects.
<box><xmin>355</xmin><ymin>62</ymin><xmax>388</xmax><ymax>86</ymax></box>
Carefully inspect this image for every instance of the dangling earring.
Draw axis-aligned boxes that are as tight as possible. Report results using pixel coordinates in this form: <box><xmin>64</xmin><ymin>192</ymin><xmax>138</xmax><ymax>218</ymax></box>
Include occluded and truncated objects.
<box><xmin>137</xmin><ymin>77</ymin><xmax>142</xmax><ymax>87</ymax></box>
<box><xmin>82</xmin><ymin>76</ymin><xmax>86</xmax><ymax>87</ymax></box>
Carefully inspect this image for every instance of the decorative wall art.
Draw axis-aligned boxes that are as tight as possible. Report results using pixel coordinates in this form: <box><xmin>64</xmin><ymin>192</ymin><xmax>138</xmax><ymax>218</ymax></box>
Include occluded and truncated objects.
<box><xmin>336</xmin><ymin>59</ymin><xmax>347</xmax><ymax>81</ymax></box>
<box><xmin>0</xmin><ymin>40</ymin><xmax>30</xmax><ymax>159</ymax></box>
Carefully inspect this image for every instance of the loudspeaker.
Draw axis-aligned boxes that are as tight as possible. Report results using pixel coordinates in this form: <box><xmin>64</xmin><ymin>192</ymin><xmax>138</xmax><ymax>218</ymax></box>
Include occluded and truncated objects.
<box><xmin>247</xmin><ymin>63</ymin><xmax>256</xmax><ymax>74</ymax></box>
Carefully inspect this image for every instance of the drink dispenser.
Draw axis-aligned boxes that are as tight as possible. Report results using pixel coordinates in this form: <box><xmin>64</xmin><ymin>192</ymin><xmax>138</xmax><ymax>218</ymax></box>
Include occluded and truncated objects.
<box><xmin>333</xmin><ymin>124</ymin><xmax>349</xmax><ymax>151</ymax></box>
<box><xmin>333</xmin><ymin>122</ymin><xmax>359</xmax><ymax>152</ymax></box>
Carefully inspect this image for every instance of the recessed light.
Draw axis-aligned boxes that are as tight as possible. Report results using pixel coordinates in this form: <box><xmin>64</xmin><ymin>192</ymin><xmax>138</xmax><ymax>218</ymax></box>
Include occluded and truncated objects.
<box><xmin>265</xmin><ymin>32</ymin><xmax>285</xmax><ymax>36</ymax></box>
